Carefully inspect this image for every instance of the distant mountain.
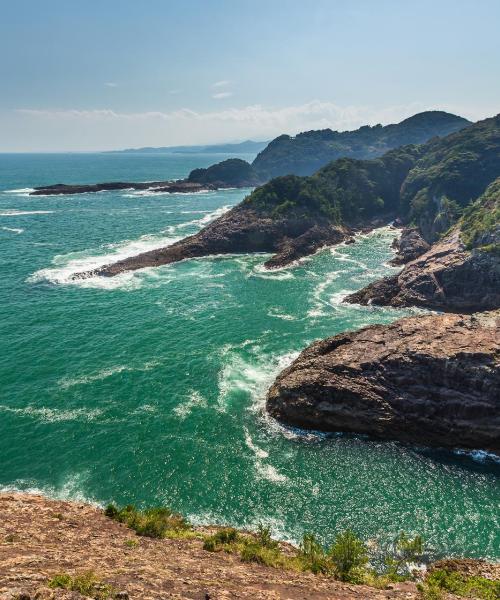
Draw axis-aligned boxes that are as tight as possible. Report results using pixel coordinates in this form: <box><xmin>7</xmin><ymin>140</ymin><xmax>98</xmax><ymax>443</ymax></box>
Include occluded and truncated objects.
<box><xmin>188</xmin><ymin>111</ymin><xmax>471</xmax><ymax>186</ymax></box>
<box><xmin>251</xmin><ymin>111</ymin><xmax>472</xmax><ymax>179</ymax></box>
<box><xmin>107</xmin><ymin>140</ymin><xmax>268</xmax><ymax>155</ymax></box>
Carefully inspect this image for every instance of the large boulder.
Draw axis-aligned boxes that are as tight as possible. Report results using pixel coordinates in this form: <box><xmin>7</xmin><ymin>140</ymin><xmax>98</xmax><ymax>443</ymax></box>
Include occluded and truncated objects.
<box><xmin>266</xmin><ymin>312</ymin><xmax>499</xmax><ymax>452</ymax></box>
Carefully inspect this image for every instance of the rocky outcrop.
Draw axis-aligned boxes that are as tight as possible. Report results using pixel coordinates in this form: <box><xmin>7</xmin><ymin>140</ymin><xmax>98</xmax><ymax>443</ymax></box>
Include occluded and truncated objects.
<box><xmin>73</xmin><ymin>205</ymin><xmax>350</xmax><ymax>278</ymax></box>
<box><xmin>266</xmin><ymin>311</ymin><xmax>500</xmax><ymax>452</ymax></box>
<box><xmin>30</xmin><ymin>180</ymin><xmax>227</xmax><ymax>196</ymax></box>
<box><xmin>0</xmin><ymin>493</ymin><xmax>420</xmax><ymax>600</ymax></box>
<box><xmin>390</xmin><ymin>227</ymin><xmax>430</xmax><ymax>265</ymax></box>
<box><xmin>187</xmin><ymin>158</ymin><xmax>263</xmax><ymax>187</ymax></box>
<box><xmin>347</xmin><ymin>228</ymin><xmax>500</xmax><ymax>312</ymax></box>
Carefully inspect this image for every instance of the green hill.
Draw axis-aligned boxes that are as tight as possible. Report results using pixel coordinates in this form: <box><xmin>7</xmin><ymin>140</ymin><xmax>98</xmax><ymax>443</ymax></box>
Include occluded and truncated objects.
<box><xmin>188</xmin><ymin>111</ymin><xmax>470</xmax><ymax>187</ymax></box>
<box><xmin>252</xmin><ymin>110</ymin><xmax>470</xmax><ymax>180</ymax></box>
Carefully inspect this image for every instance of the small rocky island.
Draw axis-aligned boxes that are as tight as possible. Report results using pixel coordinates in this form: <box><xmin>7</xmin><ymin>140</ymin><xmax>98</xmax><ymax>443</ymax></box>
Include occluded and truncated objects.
<box><xmin>267</xmin><ymin>311</ymin><xmax>499</xmax><ymax>452</ymax></box>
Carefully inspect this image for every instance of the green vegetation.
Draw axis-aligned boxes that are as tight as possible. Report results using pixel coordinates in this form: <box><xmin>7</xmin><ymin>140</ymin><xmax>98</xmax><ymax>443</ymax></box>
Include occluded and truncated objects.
<box><xmin>384</xmin><ymin>532</ymin><xmax>425</xmax><ymax>579</ymax></box>
<box><xmin>418</xmin><ymin>569</ymin><xmax>500</xmax><ymax>600</ymax></box>
<box><xmin>186</xmin><ymin>111</ymin><xmax>468</xmax><ymax>187</ymax></box>
<box><xmin>236</xmin><ymin>113</ymin><xmax>499</xmax><ymax>244</ymax></box>
<box><xmin>188</xmin><ymin>158</ymin><xmax>261</xmax><ymax>186</ymax></box>
<box><xmin>104</xmin><ymin>504</ymin><xmax>499</xmax><ymax>596</ymax></box>
<box><xmin>460</xmin><ymin>177</ymin><xmax>500</xmax><ymax>251</ymax></box>
<box><xmin>247</xmin><ymin>144</ymin><xmax>422</xmax><ymax>224</ymax></box>
<box><xmin>401</xmin><ymin>114</ymin><xmax>500</xmax><ymax>239</ymax></box>
<box><xmin>252</xmin><ymin>111</ymin><xmax>469</xmax><ymax>179</ymax></box>
<box><xmin>329</xmin><ymin>529</ymin><xmax>369</xmax><ymax>581</ymax></box>
<box><xmin>48</xmin><ymin>571</ymin><xmax>116</xmax><ymax>600</ymax></box>
<box><xmin>104</xmin><ymin>503</ymin><xmax>193</xmax><ymax>539</ymax></box>
<box><xmin>202</xmin><ymin>522</ymin><xmax>425</xmax><ymax>586</ymax></box>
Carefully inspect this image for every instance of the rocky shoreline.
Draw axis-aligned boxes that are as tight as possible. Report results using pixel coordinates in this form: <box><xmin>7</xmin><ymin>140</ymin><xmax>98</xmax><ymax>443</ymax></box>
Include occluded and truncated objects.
<box><xmin>267</xmin><ymin>311</ymin><xmax>500</xmax><ymax>452</ymax></box>
<box><xmin>71</xmin><ymin>205</ymin><xmax>365</xmax><ymax>279</ymax></box>
<box><xmin>346</xmin><ymin>228</ymin><xmax>500</xmax><ymax>313</ymax></box>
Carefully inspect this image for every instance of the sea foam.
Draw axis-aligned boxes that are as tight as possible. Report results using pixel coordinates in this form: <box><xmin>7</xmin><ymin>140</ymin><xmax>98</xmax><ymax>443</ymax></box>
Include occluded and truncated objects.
<box><xmin>28</xmin><ymin>205</ymin><xmax>231</xmax><ymax>289</ymax></box>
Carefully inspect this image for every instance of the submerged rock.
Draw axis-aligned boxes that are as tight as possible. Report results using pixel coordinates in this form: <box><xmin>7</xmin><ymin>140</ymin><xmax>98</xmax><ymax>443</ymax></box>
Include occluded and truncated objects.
<box><xmin>266</xmin><ymin>311</ymin><xmax>500</xmax><ymax>452</ymax></box>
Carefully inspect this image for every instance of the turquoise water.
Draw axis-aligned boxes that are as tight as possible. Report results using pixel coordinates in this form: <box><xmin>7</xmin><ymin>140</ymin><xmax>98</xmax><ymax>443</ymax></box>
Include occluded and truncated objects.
<box><xmin>1</xmin><ymin>152</ymin><xmax>498</xmax><ymax>559</ymax></box>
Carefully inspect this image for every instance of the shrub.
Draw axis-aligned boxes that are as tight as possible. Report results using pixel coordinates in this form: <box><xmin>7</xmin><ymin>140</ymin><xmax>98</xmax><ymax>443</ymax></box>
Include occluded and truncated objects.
<box><xmin>384</xmin><ymin>532</ymin><xmax>424</xmax><ymax>579</ymax></box>
<box><xmin>104</xmin><ymin>503</ymin><xmax>190</xmax><ymax>539</ymax></box>
<box><xmin>256</xmin><ymin>523</ymin><xmax>279</xmax><ymax>549</ymax></box>
<box><xmin>328</xmin><ymin>530</ymin><xmax>368</xmax><ymax>582</ymax></box>
<box><xmin>418</xmin><ymin>569</ymin><xmax>500</xmax><ymax>600</ymax></box>
<box><xmin>48</xmin><ymin>571</ymin><xmax>115</xmax><ymax>600</ymax></box>
<box><xmin>203</xmin><ymin>527</ymin><xmax>239</xmax><ymax>551</ymax></box>
<box><xmin>299</xmin><ymin>533</ymin><xmax>330</xmax><ymax>574</ymax></box>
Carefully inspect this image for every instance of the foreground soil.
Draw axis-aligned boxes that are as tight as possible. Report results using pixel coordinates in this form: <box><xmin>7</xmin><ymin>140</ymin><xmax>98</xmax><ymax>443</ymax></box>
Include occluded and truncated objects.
<box><xmin>0</xmin><ymin>493</ymin><xmax>421</xmax><ymax>600</ymax></box>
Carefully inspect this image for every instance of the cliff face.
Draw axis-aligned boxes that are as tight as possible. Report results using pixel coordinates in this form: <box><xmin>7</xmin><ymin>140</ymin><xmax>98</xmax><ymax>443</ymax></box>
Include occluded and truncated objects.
<box><xmin>266</xmin><ymin>312</ymin><xmax>500</xmax><ymax>452</ymax></box>
<box><xmin>346</xmin><ymin>228</ymin><xmax>500</xmax><ymax>313</ymax></box>
<box><xmin>347</xmin><ymin>178</ymin><xmax>500</xmax><ymax>313</ymax></box>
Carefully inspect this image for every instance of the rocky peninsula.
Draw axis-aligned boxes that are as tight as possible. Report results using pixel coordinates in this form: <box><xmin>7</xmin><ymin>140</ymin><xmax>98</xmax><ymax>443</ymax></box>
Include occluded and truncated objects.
<box><xmin>267</xmin><ymin>311</ymin><xmax>500</xmax><ymax>452</ymax></box>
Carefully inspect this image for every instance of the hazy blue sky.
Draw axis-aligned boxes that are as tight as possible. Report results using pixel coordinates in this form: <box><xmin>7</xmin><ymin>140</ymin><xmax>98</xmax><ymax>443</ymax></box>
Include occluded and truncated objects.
<box><xmin>1</xmin><ymin>0</ymin><xmax>499</xmax><ymax>151</ymax></box>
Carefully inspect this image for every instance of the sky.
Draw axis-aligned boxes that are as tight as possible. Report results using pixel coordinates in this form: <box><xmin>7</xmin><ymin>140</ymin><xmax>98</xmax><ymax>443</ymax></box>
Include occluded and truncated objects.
<box><xmin>1</xmin><ymin>0</ymin><xmax>499</xmax><ymax>152</ymax></box>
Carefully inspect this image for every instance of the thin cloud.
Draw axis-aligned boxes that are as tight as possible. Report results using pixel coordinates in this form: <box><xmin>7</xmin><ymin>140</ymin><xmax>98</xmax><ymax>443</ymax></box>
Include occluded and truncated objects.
<box><xmin>212</xmin><ymin>80</ymin><xmax>230</xmax><ymax>88</ymax></box>
<box><xmin>105</xmin><ymin>82</ymin><xmax>117</xmax><ymax>88</ymax></box>
<box><xmin>169</xmin><ymin>89</ymin><xmax>182</xmax><ymax>95</ymax></box>
<box><xmin>11</xmin><ymin>100</ymin><xmax>483</xmax><ymax>152</ymax></box>
<box><xmin>212</xmin><ymin>92</ymin><xmax>233</xmax><ymax>99</ymax></box>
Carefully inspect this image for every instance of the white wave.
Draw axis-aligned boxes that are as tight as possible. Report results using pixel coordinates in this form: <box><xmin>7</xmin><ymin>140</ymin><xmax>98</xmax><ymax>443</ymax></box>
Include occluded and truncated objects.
<box><xmin>250</xmin><ymin>264</ymin><xmax>296</xmax><ymax>280</ymax></box>
<box><xmin>1</xmin><ymin>226</ymin><xmax>24</xmax><ymax>234</ymax></box>
<box><xmin>307</xmin><ymin>270</ymin><xmax>346</xmax><ymax>317</ymax></box>
<box><xmin>0</xmin><ymin>473</ymin><xmax>100</xmax><ymax>506</ymax></box>
<box><xmin>454</xmin><ymin>449</ymin><xmax>500</xmax><ymax>464</ymax></box>
<box><xmin>124</xmin><ymin>188</ymin><xmax>214</xmax><ymax>198</ymax></box>
<box><xmin>0</xmin><ymin>209</ymin><xmax>54</xmax><ymax>216</ymax></box>
<box><xmin>0</xmin><ymin>404</ymin><xmax>102</xmax><ymax>423</ymax></box>
<box><xmin>255</xmin><ymin>463</ymin><xmax>289</xmax><ymax>483</ymax></box>
<box><xmin>3</xmin><ymin>187</ymin><xmax>35</xmax><ymax>193</ymax></box>
<box><xmin>173</xmin><ymin>390</ymin><xmax>208</xmax><ymax>419</ymax></box>
<box><xmin>58</xmin><ymin>361</ymin><xmax>159</xmax><ymax>388</ymax></box>
<box><xmin>217</xmin><ymin>347</ymin><xmax>299</xmax><ymax>413</ymax></box>
<box><xmin>267</xmin><ymin>308</ymin><xmax>297</xmax><ymax>321</ymax></box>
<box><xmin>244</xmin><ymin>428</ymin><xmax>288</xmax><ymax>484</ymax></box>
<box><xmin>28</xmin><ymin>205</ymin><xmax>231</xmax><ymax>289</ymax></box>
<box><xmin>244</xmin><ymin>429</ymin><xmax>269</xmax><ymax>459</ymax></box>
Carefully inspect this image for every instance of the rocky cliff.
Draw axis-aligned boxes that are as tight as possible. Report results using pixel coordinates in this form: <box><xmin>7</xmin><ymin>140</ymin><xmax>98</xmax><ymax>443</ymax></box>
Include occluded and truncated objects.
<box><xmin>266</xmin><ymin>311</ymin><xmax>500</xmax><ymax>452</ymax></box>
<box><xmin>347</xmin><ymin>178</ymin><xmax>500</xmax><ymax>312</ymax></box>
<box><xmin>346</xmin><ymin>228</ymin><xmax>500</xmax><ymax>312</ymax></box>
<box><xmin>0</xmin><ymin>493</ymin><xmax>420</xmax><ymax>600</ymax></box>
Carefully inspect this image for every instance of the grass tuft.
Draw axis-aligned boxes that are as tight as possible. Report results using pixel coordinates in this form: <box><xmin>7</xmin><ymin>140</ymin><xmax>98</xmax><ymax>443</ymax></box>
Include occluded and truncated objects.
<box><xmin>48</xmin><ymin>571</ymin><xmax>116</xmax><ymax>599</ymax></box>
<box><xmin>104</xmin><ymin>503</ymin><xmax>192</xmax><ymax>539</ymax></box>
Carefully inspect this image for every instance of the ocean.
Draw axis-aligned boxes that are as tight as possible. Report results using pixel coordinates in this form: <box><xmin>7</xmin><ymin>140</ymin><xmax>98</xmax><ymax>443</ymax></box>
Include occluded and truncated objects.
<box><xmin>0</xmin><ymin>151</ymin><xmax>498</xmax><ymax>559</ymax></box>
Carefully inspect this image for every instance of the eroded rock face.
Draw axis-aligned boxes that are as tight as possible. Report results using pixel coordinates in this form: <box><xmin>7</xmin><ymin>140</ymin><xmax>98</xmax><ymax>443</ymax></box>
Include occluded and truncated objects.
<box><xmin>347</xmin><ymin>229</ymin><xmax>500</xmax><ymax>312</ymax></box>
<box><xmin>390</xmin><ymin>227</ymin><xmax>430</xmax><ymax>265</ymax></box>
<box><xmin>266</xmin><ymin>312</ymin><xmax>500</xmax><ymax>452</ymax></box>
